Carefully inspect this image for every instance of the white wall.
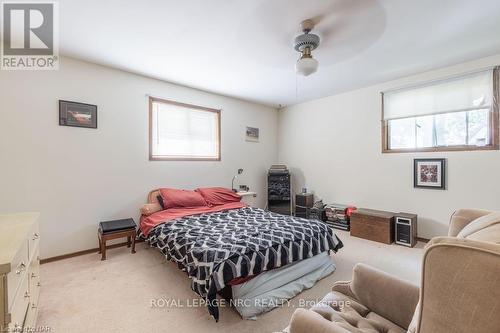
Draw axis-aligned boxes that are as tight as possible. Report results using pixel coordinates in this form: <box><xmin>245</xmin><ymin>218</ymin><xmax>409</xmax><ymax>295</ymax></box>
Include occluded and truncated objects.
<box><xmin>2</xmin><ymin>54</ymin><xmax>499</xmax><ymax>257</ymax></box>
<box><xmin>279</xmin><ymin>54</ymin><xmax>500</xmax><ymax>239</ymax></box>
<box><xmin>0</xmin><ymin>57</ymin><xmax>278</xmax><ymax>259</ymax></box>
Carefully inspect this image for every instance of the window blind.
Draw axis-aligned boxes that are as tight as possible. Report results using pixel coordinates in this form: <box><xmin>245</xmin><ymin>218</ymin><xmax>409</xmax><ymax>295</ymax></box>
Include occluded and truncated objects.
<box><xmin>151</xmin><ymin>100</ymin><xmax>220</xmax><ymax>159</ymax></box>
<box><xmin>383</xmin><ymin>69</ymin><xmax>495</xmax><ymax>120</ymax></box>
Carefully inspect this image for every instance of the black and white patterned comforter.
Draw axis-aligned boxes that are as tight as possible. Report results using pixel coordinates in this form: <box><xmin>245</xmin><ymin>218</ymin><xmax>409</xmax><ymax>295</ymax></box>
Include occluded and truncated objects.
<box><xmin>146</xmin><ymin>207</ymin><xmax>343</xmax><ymax>321</ymax></box>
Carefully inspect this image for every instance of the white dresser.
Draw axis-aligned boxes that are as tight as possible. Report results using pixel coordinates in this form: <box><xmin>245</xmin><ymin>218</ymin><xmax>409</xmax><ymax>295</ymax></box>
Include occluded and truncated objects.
<box><xmin>0</xmin><ymin>213</ymin><xmax>40</xmax><ymax>333</ymax></box>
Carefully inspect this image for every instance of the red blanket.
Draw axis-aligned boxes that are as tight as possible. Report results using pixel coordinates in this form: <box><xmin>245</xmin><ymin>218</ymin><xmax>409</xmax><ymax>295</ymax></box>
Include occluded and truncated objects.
<box><xmin>140</xmin><ymin>201</ymin><xmax>247</xmax><ymax>236</ymax></box>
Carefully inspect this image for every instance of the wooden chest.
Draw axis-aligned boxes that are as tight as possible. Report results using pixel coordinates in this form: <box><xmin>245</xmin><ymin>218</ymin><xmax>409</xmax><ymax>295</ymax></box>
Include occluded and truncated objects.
<box><xmin>350</xmin><ymin>209</ymin><xmax>395</xmax><ymax>244</ymax></box>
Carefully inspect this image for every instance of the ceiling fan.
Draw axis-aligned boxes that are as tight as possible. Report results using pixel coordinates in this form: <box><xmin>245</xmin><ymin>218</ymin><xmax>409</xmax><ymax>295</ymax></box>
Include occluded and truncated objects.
<box><xmin>294</xmin><ymin>19</ymin><xmax>320</xmax><ymax>76</ymax></box>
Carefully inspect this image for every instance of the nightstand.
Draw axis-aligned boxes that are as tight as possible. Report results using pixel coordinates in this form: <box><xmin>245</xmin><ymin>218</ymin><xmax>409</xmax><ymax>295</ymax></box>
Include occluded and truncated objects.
<box><xmin>295</xmin><ymin>193</ymin><xmax>314</xmax><ymax>218</ymax></box>
<box><xmin>237</xmin><ymin>191</ymin><xmax>257</xmax><ymax>207</ymax></box>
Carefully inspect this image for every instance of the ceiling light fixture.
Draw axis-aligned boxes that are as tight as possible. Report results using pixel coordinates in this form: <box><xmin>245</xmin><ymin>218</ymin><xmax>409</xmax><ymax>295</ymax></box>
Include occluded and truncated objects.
<box><xmin>294</xmin><ymin>19</ymin><xmax>320</xmax><ymax>76</ymax></box>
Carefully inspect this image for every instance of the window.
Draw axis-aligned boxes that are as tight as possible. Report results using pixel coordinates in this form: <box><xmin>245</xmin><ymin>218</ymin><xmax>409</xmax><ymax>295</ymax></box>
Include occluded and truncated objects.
<box><xmin>382</xmin><ymin>68</ymin><xmax>499</xmax><ymax>152</ymax></box>
<box><xmin>149</xmin><ymin>97</ymin><xmax>221</xmax><ymax>160</ymax></box>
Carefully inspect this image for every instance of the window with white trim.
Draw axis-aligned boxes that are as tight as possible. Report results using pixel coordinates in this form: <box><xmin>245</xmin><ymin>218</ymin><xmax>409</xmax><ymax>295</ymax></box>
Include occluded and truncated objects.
<box><xmin>149</xmin><ymin>97</ymin><xmax>221</xmax><ymax>160</ymax></box>
<box><xmin>382</xmin><ymin>68</ymin><xmax>499</xmax><ymax>152</ymax></box>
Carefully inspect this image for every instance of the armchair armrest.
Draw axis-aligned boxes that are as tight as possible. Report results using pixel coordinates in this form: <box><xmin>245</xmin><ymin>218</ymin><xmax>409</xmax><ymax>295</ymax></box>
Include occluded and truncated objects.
<box><xmin>331</xmin><ymin>280</ymin><xmax>356</xmax><ymax>298</ymax></box>
<box><xmin>348</xmin><ymin>263</ymin><xmax>419</xmax><ymax>330</ymax></box>
<box><xmin>448</xmin><ymin>208</ymin><xmax>492</xmax><ymax>237</ymax></box>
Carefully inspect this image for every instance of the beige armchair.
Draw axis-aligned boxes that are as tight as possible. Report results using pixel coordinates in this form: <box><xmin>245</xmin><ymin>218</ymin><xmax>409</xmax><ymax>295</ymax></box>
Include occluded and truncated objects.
<box><xmin>286</xmin><ymin>209</ymin><xmax>500</xmax><ymax>333</ymax></box>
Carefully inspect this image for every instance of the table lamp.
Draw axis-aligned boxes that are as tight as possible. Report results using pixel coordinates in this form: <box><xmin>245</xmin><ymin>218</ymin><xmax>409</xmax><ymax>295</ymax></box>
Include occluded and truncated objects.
<box><xmin>232</xmin><ymin>168</ymin><xmax>243</xmax><ymax>192</ymax></box>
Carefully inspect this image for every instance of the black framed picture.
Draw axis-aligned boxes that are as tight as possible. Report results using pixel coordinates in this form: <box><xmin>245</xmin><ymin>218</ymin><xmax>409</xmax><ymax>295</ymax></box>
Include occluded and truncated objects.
<box><xmin>59</xmin><ymin>100</ymin><xmax>97</xmax><ymax>128</ymax></box>
<box><xmin>245</xmin><ymin>126</ymin><xmax>259</xmax><ymax>142</ymax></box>
<box><xmin>414</xmin><ymin>158</ymin><xmax>446</xmax><ymax>189</ymax></box>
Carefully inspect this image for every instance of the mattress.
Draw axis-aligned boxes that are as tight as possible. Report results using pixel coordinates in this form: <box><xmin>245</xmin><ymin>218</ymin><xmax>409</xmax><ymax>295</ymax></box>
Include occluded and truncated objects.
<box><xmin>232</xmin><ymin>251</ymin><xmax>335</xmax><ymax>319</ymax></box>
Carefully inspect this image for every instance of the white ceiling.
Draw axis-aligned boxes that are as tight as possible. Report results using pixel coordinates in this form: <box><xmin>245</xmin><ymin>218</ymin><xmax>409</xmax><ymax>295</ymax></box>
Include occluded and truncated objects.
<box><xmin>59</xmin><ymin>0</ymin><xmax>500</xmax><ymax>107</ymax></box>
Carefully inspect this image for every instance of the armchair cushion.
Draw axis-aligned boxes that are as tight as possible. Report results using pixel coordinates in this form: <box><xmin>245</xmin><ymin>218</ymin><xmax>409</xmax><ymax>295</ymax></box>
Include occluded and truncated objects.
<box><xmin>465</xmin><ymin>223</ymin><xmax>500</xmax><ymax>243</ymax></box>
<box><xmin>349</xmin><ymin>264</ymin><xmax>419</xmax><ymax>329</ymax></box>
<box><xmin>290</xmin><ymin>291</ymin><xmax>406</xmax><ymax>333</ymax></box>
<box><xmin>456</xmin><ymin>212</ymin><xmax>500</xmax><ymax>242</ymax></box>
<box><xmin>448</xmin><ymin>208</ymin><xmax>492</xmax><ymax>237</ymax></box>
<box><xmin>290</xmin><ymin>308</ymin><xmax>352</xmax><ymax>333</ymax></box>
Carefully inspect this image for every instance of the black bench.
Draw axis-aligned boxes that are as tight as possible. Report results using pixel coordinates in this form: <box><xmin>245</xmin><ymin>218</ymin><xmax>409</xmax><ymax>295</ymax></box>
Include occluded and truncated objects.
<box><xmin>98</xmin><ymin>218</ymin><xmax>137</xmax><ymax>260</ymax></box>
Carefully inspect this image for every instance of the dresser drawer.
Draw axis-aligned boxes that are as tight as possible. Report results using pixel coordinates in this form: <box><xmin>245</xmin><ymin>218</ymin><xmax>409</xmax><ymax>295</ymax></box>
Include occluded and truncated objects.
<box><xmin>24</xmin><ymin>258</ymin><xmax>40</xmax><ymax>332</ymax></box>
<box><xmin>7</xmin><ymin>240</ymin><xmax>29</xmax><ymax>309</ymax></box>
<box><xmin>7</xmin><ymin>274</ymin><xmax>30</xmax><ymax>332</ymax></box>
<box><xmin>28</xmin><ymin>222</ymin><xmax>40</xmax><ymax>261</ymax></box>
<box><xmin>24</xmin><ymin>304</ymin><xmax>39</xmax><ymax>333</ymax></box>
<box><xmin>28</xmin><ymin>254</ymin><xmax>40</xmax><ymax>309</ymax></box>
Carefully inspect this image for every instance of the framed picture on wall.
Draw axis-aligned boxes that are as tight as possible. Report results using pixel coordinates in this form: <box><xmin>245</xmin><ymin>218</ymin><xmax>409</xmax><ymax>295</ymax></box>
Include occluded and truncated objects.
<box><xmin>59</xmin><ymin>100</ymin><xmax>97</xmax><ymax>129</ymax></box>
<box><xmin>414</xmin><ymin>158</ymin><xmax>446</xmax><ymax>189</ymax></box>
<box><xmin>246</xmin><ymin>126</ymin><xmax>259</xmax><ymax>142</ymax></box>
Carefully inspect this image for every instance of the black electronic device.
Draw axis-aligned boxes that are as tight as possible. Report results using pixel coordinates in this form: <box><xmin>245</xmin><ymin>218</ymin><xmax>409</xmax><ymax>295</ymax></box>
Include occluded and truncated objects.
<box><xmin>268</xmin><ymin>165</ymin><xmax>291</xmax><ymax>215</ymax></box>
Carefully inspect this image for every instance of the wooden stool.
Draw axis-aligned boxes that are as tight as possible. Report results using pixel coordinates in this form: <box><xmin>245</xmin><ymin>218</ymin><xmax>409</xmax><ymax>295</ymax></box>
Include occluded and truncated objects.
<box><xmin>98</xmin><ymin>218</ymin><xmax>137</xmax><ymax>260</ymax></box>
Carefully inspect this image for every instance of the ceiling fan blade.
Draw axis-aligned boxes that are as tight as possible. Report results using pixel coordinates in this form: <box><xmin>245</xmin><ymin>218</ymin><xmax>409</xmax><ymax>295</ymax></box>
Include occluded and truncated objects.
<box><xmin>311</xmin><ymin>14</ymin><xmax>326</xmax><ymax>26</ymax></box>
<box><xmin>308</xmin><ymin>0</ymin><xmax>368</xmax><ymax>26</ymax></box>
<box><xmin>316</xmin><ymin>0</ymin><xmax>385</xmax><ymax>44</ymax></box>
<box><xmin>318</xmin><ymin>19</ymin><xmax>346</xmax><ymax>43</ymax></box>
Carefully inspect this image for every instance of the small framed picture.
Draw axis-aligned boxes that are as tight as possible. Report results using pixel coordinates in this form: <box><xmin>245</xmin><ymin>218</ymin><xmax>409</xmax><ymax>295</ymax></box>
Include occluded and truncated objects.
<box><xmin>59</xmin><ymin>100</ymin><xmax>97</xmax><ymax>129</ymax></box>
<box><xmin>414</xmin><ymin>158</ymin><xmax>446</xmax><ymax>189</ymax></box>
<box><xmin>246</xmin><ymin>126</ymin><xmax>259</xmax><ymax>142</ymax></box>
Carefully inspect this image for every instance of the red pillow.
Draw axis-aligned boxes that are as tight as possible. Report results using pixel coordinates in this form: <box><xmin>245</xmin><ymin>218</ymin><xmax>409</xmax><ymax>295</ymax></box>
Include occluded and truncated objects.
<box><xmin>159</xmin><ymin>188</ymin><xmax>208</xmax><ymax>209</ymax></box>
<box><xmin>196</xmin><ymin>187</ymin><xmax>241</xmax><ymax>206</ymax></box>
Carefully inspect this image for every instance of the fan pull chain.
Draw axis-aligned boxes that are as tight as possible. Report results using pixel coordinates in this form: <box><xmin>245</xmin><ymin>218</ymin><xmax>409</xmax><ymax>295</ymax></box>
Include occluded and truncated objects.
<box><xmin>295</xmin><ymin>73</ymin><xmax>298</xmax><ymax>103</ymax></box>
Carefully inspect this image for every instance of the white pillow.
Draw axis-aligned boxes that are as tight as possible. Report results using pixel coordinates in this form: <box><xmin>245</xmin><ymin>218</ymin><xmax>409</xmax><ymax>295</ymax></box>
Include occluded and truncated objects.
<box><xmin>457</xmin><ymin>212</ymin><xmax>500</xmax><ymax>239</ymax></box>
<box><xmin>465</xmin><ymin>224</ymin><xmax>500</xmax><ymax>244</ymax></box>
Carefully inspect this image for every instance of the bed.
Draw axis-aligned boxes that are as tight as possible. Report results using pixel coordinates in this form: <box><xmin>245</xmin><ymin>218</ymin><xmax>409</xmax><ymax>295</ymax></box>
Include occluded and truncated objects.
<box><xmin>139</xmin><ymin>187</ymin><xmax>343</xmax><ymax>321</ymax></box>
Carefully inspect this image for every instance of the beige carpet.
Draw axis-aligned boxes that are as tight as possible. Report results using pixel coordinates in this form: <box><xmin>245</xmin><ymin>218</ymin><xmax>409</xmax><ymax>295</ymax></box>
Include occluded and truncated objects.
<box><xmin>37</xmin><ymin>230</ymin><xmax>425</xmax><ymax>333</ymax></box>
